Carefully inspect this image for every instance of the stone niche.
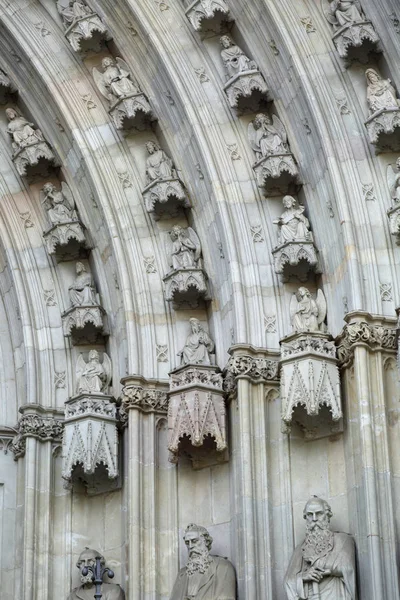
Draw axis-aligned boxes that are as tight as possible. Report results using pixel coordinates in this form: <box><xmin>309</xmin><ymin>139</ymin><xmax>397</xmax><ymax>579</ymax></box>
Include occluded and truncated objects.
<box><xmin>143</xmin><ymin>178</ymin><xmax>190</xmax><ymax>217</ymax></box>
<box><xmin>43</xmin><ymin>221</ymin><xmax>89</xmax><ymax>260</ymax></box>
<box><xmin>109</xmin><ymin>93</ymin><xmax>154</xmax><ymax>131</ymax></box>
<box><xmin>365</xmin><ymin>108</ymin><xmax>400</xmax><ymax>152</ymax></box>
<box><xmin>331</xmin><ymin>21</ymin><xmax>380</xmax><ymax>61</ymax></box>
<box><xmin>224</xmin><ymin>69</ymin><xmax>269</xmax><ymax>111</ymax></box>
<box><xmin>167</xmin><ymin>364</ymin><xmax>228</xmax><ymax>468</ymax></box>
<box><xmin>63</xmin><ymin>11</ymin><xmax>110</xmax><ymax>53</ymax></box>
<box><xmin>253</xmin><ymin>153</ymin><xmax>300</xmax><ymax>195</ymax></box>
<box><xmin>163</xmin><ymin>267</ymin><xmax>209</xmax><ymax>308</ymax></box>
<box><xmin>62</xmin><ymin>393</ymin><xmax>119</xmax><ymax>493</ymax></box>
<box><xmin>272</xmin><ymin>239</ymin><xmax>319</xmax><ymax>282</ymax></box>
<box><xmin>280</xmin><ymin>332</ymin><xmax>343</xmax><ymax>439</ymax></box>
<box><xmin>62</xmin><ymin>304</ymin><xmax>107</xmax><ymax>344</ymax></box>
<box><xmin>185</xmin><ymin>0</ymin><xmax>232</xmax><ymax>34</ymax></box>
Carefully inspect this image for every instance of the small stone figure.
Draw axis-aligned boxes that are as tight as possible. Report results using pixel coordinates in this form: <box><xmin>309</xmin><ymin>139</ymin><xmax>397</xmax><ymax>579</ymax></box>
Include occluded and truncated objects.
<box><xmin>248</xmin><ymin>113</ymin><xmax>289</xmax><ymax>160</ymax></box>
<box><xmin>41</xmin><ymin>182</ymin><xmax>78</xmax><ymax>225</ymax></box>
<box><xmin>290</xmin><ymin>288</ymin><xmax>327</xmax><ymax>333</ymax></box>
<box><xmin>6</xmin><ymin>108</ymin><xmax>46</xmax><ymax>152</ymax></box>
<box><xmin>387</xmin><ymin>158</ymin><xmax>400</xmax><ymax>203</ymax></box>
<box><xmin>57</xmin><ymin>1</ymin><xmax>108</xmax><ymax>52</ymax></box>
<box><xmin>284</xmin><ymin>497</ymin><xmax>356</xmax><ymax>599</ymax></box>
<box><xmin>93</xmin><ymin>57</ymin><xmax>141</xmax><ymax>103</ymax></box>
<box><xmin>274</xmin><ymin>196</ymin><xmax>312</xmax><ymax>244</ymax></box>
<box><xmin>220</xmin><ymin>35</ymin><xmax>255</xmax><ymax>79</ymax></box>
<box><xmin>327</xmin><ymin>0</ymin><xmax>365</xmax><ymax>29</ymax></box>
<box><xmin>76</xmin><ymin>350</ymin><xmax>111</xmax><ymax>394</ymax></box>
<box><xmin>365</xmin><ymin>69</ymin><xmax>400</xmax><ymax>115</ymax></box>
<box><xmin>69</xmin><ymin>262</ymin><xmax>97</xmax><ymax>306</ymax></box>
<box><xmin>170</xmin><ymin>523</ymin><xmax>236</xmax><ymax>599</ymax></box>
<box><xmin>179</xmin><ymin>318</ymin><xmax>215</xmax><ymax>365</ymax></box>
<box><xmin>170</xmin><ymin>226</ymin><xmax>201</xmax><ymax>270</ymax></box>
<box><xmin>145</xmin><ymin>141</ymin><xmax>176</xmax><ymax>183</ymax></box>
<box><xmin>68</xmin><ymin>547</ymin><xmax>124</xmax><ymax>600</ymax></box>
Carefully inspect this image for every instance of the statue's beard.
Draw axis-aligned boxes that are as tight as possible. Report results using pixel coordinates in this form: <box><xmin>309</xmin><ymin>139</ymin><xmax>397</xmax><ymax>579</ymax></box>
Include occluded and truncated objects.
<box><xmin>80</xmin><ymin>573</ymin><xmax>94</xmax><ymax>586</ymax></box>
<box><xmin>186</xmin><ymin>549</ymin><xmax>212</xmax><ymax>576</ymax></box>
<box><xmin>302</xmin><ymin>520</ymin><xmax>334</xmax><ymax>563</ymax></box>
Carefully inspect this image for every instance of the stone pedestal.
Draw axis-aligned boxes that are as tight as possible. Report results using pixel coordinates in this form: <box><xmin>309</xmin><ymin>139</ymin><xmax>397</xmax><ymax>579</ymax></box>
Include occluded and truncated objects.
<box><xmin>109</xmin><ymin>93</ymin><xmax>153</xmax><ymax>130</ymax></box>
<box><xmin>167</xmin><ymin>363</ymin><xmax>228</xmax><ymax>467</ymax></box>
<box><xmin>163</xmin><ymin>267</ymin><xmax>209</xmax><ymax>308</ymax></box>
<box><xmin>62</xmin><ymin>393</ymin><xmax>118</xmax><ymax>488</ymax></box>
<box><xmin>142</xmin><ymin>177</ymin><xmax>190</xmax><ymax>216</ymax></box>
<box><xmin>280</xmin><ymin>332</ymin><xmax>342</xmax><ymax>437</ymax></box>
<box><xmin>64</xmin><ymin>14</ymin><xmax>110</xmax><ymax>53</ymax></box>
<box><xmin>387</xmin><ymin>203</ymin><xmax>400</xmax><ymax>243</ymax></box>
<box><xmin>62</xmin><ymin>304</ymin><xmax>107</xmax><ymax>344</ymax></box>
<box><xmin>43</xmin><ymin>220</ymin><xmax>88</xmax><ymax>260</ymax></box>
<box><xmin>223</xmin><ymin>69</ymin><xmax>269</xmax><ymax>110</ymax></box>
<box><xmin>332</xmin><ymin>21</ymin><xmax>379</xmax><ymax>60</ymax></box>
<box><xmin>185</xmin><ymin>0</ymin><xmax>231</xmax><ymax>33</ymax></box>
<box><xmin>13</xmin><ymin>140</ymin><xmax>56</xmax><ymax>177</ymax></box>
<box><xmin>365</xmin><ymin>108</ymin><xmax>400</xmax><ymax>152</ymax></box>
<box><xmin>272</xmin><ymin>239</ymin><xmax>319</xmax><ymax>281</ymax></box>
<box><xmin>253</xmin><ymin>153</ymin><xmax>299</xmax><ymax>194</ymax></box>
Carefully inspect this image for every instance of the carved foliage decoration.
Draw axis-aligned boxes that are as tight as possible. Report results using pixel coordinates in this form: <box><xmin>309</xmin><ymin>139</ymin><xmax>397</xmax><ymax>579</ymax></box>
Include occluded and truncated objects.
<box><xmin>336</xmin><ymin>320</ymin><xmax>397</xmax><ymax>367</ymax></box>
<box><xmin>11</xmin><ymin>413</ymin><xmax>64</xmax><ymax>459</ymax></box>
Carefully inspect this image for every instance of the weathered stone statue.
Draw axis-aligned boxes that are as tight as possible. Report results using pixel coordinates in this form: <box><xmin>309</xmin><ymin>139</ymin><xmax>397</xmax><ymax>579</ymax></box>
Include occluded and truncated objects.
<box><xmin>387</xmin><ymin>158</ymin><xmax>400</xmax><ymax>204</ymax></box>
<box><xmin>69</xmin><ymin>262</ymin><xmax>97</xmax><ymax>306</ymax></box>
<box><xmin>290</xmin><ymin>288</ymin><xmax>327</xmax><ymax>333</ymax></box>
<box><xmin>274</xmin><ymin>196</ymin><xmax>312</xmax><ymax>244</ymax></box>
<box><xmin>145</xmin><ymin>141</ymin><xmax>176</xmax><ymax>183</ymax></box>
<box><xmin>57</xmin><ymin>0</ymin><xmax>108</xmax><ymax>52</ymax></box>
<box><xmin>41</xmin><ymin>182</ymin><xmax>78</xmax><ymax>225</ymax></box>
<box><xmin>68</xmin><ymin>547</ymin><xmax>124</xmax><ymax>600</ymax></box>
<box><xmin>179</xmin><ymin>318</ymin><xmax>215</xmax><ymax>365</ymax></box>
<box><xmin>365</xmin><ymin>68</ymin><xmax>400</xmax><ymax>115</ymax></box>
<box><xmin>327</xmin><ymin>0</ymin><xmax>365</xmax><ymax>29</ymax></box>
<box><xmin>76</xmin><ymin>349</ymin><xmax>111</xmax><ymax>394</ymax></box>
<box><xmin>220</xmin><ymin>35</ymin><xmax>255</xmax><ymax>80</ymax></box>
<box><xmin>284</xmin><ymin>496</ymin><xmax>356</xmax><ymax>599</ymax></box>
<box><xmin>170</xmin><ymin>226</ymin><xmax>201</xmax><ymax>270</ymax></box>
<box><xmin>248</xmin><ymin>113</ymin><xmax>289</xmax><ymax>160</ymax></box>
<box><xmin>170</xmin><ymin>523</ymin><xmax>236</xmax><ymax>599</ymax></box>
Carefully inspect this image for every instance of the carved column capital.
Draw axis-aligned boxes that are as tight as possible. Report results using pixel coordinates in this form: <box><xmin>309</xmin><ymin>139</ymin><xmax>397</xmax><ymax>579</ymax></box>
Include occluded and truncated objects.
<box><xmin>10</xmin><ymin>405</ymin><xmax>64</xmax><ymax>459</ymax></box>
<box><xmin>223</xmin><ymin>344</ymin><xmax>279</xmax><ymax>394</ymax></box>
<box><xmin>120</xmin><ymin>376</ymin><xmax>168</xmax><ymax>423</ymax></box>
<box><xmin>336</xmin><ymin>311</ymin><xmax>397</xmax><ymax>368</ymax></box>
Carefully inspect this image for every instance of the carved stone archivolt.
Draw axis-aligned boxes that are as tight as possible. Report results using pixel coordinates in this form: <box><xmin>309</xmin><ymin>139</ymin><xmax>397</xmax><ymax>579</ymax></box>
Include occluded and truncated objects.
<box><xmin>364</xmin><ymin>69</ymin><xmax>400</xmax><ymax>151</ymax></box>
<box><xmin>220</xmin><ymin>35</ymin><xmax>269</xmax><ymax>110</ymax></box>
<box><xmin>142</xmin><ymin>141</ymin><xmax>190</xmax><ymax>216</ymax></box>
<box><xmin>248</xmin><ymin>114</ymin><xmax>300</xmax><ymax>194</ymax></box>
<box><xmin>57</xmin><ymin>0</ymin><xmax>110</xmax><ymax>52</ymax></box>
<box><xmin>185</xmin><ymin>0</ymin><xmax>232</xmax><ymax>33</ymax></box>
<box><xmin>6</xmin><ymin>108</ymin><xmax>57</xmax><ymax>177</ymax></box>
<box><xmin>10</xmin><ymin>407</ymin><xmax>64</xmax><ymax>460</ymax></box>
<box><xmin>93</xmin><ymin>57</ymin><xmax>154</xmax><ymax>130</ymax></box>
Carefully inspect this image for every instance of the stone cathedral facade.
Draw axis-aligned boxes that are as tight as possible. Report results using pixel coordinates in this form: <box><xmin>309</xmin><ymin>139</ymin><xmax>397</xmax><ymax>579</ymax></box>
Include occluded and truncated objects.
<box><xmin>0</xmin><ymin>0</ymin><xmax>400</xmax><ymax>599</ymax></box>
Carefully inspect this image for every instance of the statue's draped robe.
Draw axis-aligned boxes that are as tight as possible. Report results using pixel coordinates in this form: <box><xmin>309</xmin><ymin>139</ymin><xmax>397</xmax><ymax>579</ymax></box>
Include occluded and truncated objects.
<box><xmin>103</xmin><ymin>67</ymin><xmax>139</xmax><ymax>100</ymax></box>
<box><xmin>292</xmin><ymin>297</ymin><xmax>319</xmax><ymax>332</ymax></box>
<box><xmin>284</xmin><ymin>532</ymin><xmax>356</xmax><ymax>600</ymax></box>
<box><xmin>330</xmin><ymin>1</ymin><xmax>363</xmax><ymax>27</ymax></box>
<box><xmin>221</xmin><ymin>46</ymin><xmax>252</xmax><ymax>79</ymax></box>
<box><xmin>77</xmin><ymin>360</ymin><xmax>106</xmax><ymax>393</ymax></box>
<box><xmin>68</xmin><ymin>583</ymin><xmax>125</xmax><ymax>600</ymax></box>
<box><xmin>170</xmin><ymin>556</ymin><xmax>236</xmax><ymax>600</ymax></box>
<box><xmin>69</xmin><ymin>272</ymin><xmax>97</xmax><ymax>306</ymax></box>
<box><xmin>146</xmin><ymin>150</ymin><xmax>173</xmax><ymax>181</ymax></box>
<box><xmin>47</xmin><ymin>192</ymin><xmax>74</xmax><ymax>225</ymax></box>
<box><xmin>367</xmin><ymin>79</ymin><xmax>399</xmax><ymax>114</ymax></box>
<box><xmin>279</xmin><ymin>207</ymin><xmax>310</xmax><ymax>243</ymax></box>
<box><xmin>255</xmin><ymin>124</ymin><xmax>287</xmax><ymax>158</ymax></box>
<box><xmin>182</xmin><ymin>330</ymin><xmax>214</xmax><ymax>364</ymax></box>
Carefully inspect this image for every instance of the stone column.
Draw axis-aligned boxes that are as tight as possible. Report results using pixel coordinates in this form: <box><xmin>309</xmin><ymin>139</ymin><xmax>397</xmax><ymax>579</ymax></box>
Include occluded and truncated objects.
<box><xmin>224</xmin><ymin>345</ymin><xmax>280</xmax><ymax>599</ymax></box>
<box><xmin>336</xmin><ymin>312</ymin><xmax>400</xmax><ymax>600</ymax></box>
<box><xmin>120</xmin><ymin>376</ymin><xmax>177</xmax><ymax>600</ymax></box>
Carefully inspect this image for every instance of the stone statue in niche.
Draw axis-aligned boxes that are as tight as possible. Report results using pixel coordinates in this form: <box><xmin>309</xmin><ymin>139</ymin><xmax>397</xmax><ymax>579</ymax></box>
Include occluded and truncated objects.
<box><xmin>274</xmin><ymin>196</ymin><xmax>312</xmax><ymax>244</ymax></box>
<box><xmin>170</xmin><ymin>523</ymin><xmax>236</xmax><ymax>599</ymax></box>
<box><xmin>284</xmin><ymin>496</ymin><xmax>356</xmax><ymax>599</ymax></box>
<box><xmin>93</xmin><ymin>57</ymin><xmax>153</xmax><ymax>129</ymax></box>
<box><xmin>248</xmin><ymin>114</ymin><xmax>299</xmax><ymax>192</ymax></box>
<box><xmin>42</xmin><ymin>182</ymin><xmax>78</xmax><ymax>225</ymax></box>
<box><xmin>69</xmin><ymin>262</ymin><xmax>98</xmax><ymax>306</ymax></box>
<box><xmin>185</xmin><ymin>0</ymin><xmax>231</xmax><ymax>33</ymax></box>
<box><xmin>6</xmin><ymin>108</ymin><xmax>56</xmax><ymax>176</ymax></box>
<box><xmin>219</xmin><ymin>35</ymin><xmax>268</xmax><ymax>110</ymax></box>
<box><xmin>290</xmin><ymin>288</ymin><xmax>327</xmax><ymax>333</ymax></box>
<box><xmin>142</xmin><ymin>141</ymin><xmax>189</xmax><ymax>214</ymax></box>
<box><xmin>364</xmin><ymin>69</ymin><xmax>400</xmax><ymax>150</ymax></box>
<box><xmin>386</xmin><ymin>158</ymin><xmax>400</xmax><ymax>241</ymax></box>
<box><xmin>57</xmin><ymin>0</ymin><xmax>109</xmax><ymax>52</ymax></box>
<box><xmin>179</xmin><ymin>318</ymin><xmax>215</xmax><ymax>365</ymax></box>
<box><xmin>76</xmin><ymin>349</ymin><xmax>111</xmax><ymax>394</ymax></box>
<box><xmin>68</xmin><ymin>547</ymin><xmax>124</xmax><ymax>599</ymax></box>
<box><xmin>170</xmin><ymin>226</ymin><xmax>202</xmax><ymax>270</ymax></box>
<box><xmin>323</xmin><ymin>0</ymin><xmax>379</xmax><ymax>60</ymax></box>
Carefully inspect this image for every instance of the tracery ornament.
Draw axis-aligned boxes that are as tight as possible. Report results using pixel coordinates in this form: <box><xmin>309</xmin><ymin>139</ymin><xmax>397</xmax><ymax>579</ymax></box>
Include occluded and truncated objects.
<box><xmin>386</xmin><ymin>158</ymin><xmax>400</xmax><ymax>242</ymax></box>
<box><xmin>93</xmin><ymin>57</ymin><xmax>153</xmax><ymax>130</ymax></box>
<box><xmin>185</xmin><ymin>0</ymin><xmax>232</xmax><ymax>33</ymax></box>
<box><xmin>62</xmin><ymin>262</ymin><xmax>107</xmax><ymax>343</ymax></box>
<box><xmin>6</xmin><ymin>108</ymin><xmax>56</xmax><ymax>177</ymax></box>
<box><xmin>364</xmin><ymin>69</ymin><xmax>400</xmax><ymax>151</ymax></box>
<box><xmin>220</xmin><ymin>35</ymin><xmax>269</xmax><ymax>110</ymax></box>
<box><xmin>272</xmin><ymin>196</ymin><xmax>319</xmax><ymax>281</ymax></box>
<box><xmin>57</xmin><ymin>0</ymin><xmax>110</xmax><ymax>52</ymax></box>
<box><xmin>163</xmin><ymin>225</ymin><xmax>209</xmax><ymax>308</ymax></box>
<box><xmin>41</xmin><ymin>182</ymin><xmax>88</xmax><ymax>259</ymax></box>
<box><xmin>323</xmin><ymin>0</ymin><xmax>380</xmax><ymax>60</ymax></box>
<box><xmin>10</xmin><ymin>409</ymin><xmax>64</xmax><ymax>460</ymax></box>
<box><xmin>248</xmin><ymin>114</ymin><xmax>299</xmax><ymax>194</ymax></box>
<box><xmin>142</xmin><ymin>141</ymin><xmax>190</xmax><ymax>216</ymax></box>
<box><xmin>0</xmin><ymin>67</ymin><xmax>17</xmax><ymax>104</ymax></box>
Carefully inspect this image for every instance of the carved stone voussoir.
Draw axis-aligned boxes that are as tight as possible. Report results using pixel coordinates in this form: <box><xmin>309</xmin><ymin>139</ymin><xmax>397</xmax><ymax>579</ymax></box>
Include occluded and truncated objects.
<box><xmin>163</xmin><ymin>268</ymin><xmax>209</xmax><ymax>308</ymax></box>
<box><xmin>336</xmin><ymin>316</ymin><xmax>397</xmax><ymax>367</ymax></box>
<box><xmin>142</xmin><ymin>178</ymin><xmax>190</xmax><ymax>215</ymax></box>
<box><xmin>11</xmin><ymin>412</ymin><xmax>64</xmax><ymax>460</ymax></box>
<box><xmin>332</xmin><ymin>21</ymin><xmax>379</xmax><ymax>59</ymax></box>
<box><xmin>224</xmin><ymin>70</ymin><xmax>269</xmax><ymax>110</ymax></box>
<box><xmin>186</xmin><ymin>0</ymin><xmax>231</xmax><ymax>33</ymax></box>
<box><xmin>272</xmin><ymin>240</ymin><xmax>319</xmax><ymax>282</ymax></box>
<box><xmin>62</xmin><ymin>305</ymin><xmax>107</xmax><ymax>344</ymax></box>
<box><xmin>253</xmin><ymin>154</ymin><xmax>299</xmax><ymax>193</ymax></box>
<box><xmin>109</xmin><ymin>94</ymin><xmax>153</xmax><ymax>130</ymax></box>
<box><xmin>365</xmin><ymin>108</ymin><xmax>400</xmax><ymax>151</ymax></box>
<box><xmin>62</xmin><ymin>393</ymin><xmax>118</xmax><ymax>484</ymax></box>
<box><xmin>43</xmin><ymin>221</ymin><xmax>88</xmax><ymax>259</ymax></box>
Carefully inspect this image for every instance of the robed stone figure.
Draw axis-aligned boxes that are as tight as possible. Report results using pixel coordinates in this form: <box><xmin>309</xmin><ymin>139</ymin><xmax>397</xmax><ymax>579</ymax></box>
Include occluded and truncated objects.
<box><xmin>170</xmin><ymin>523</ymin><xmax>236</xmax><ymax>599</ymax></box>
<box><xmin>68</xmin><ymin>547</ymin><xmax>124</xmax><ymax>600</ymax></box>
<box><xmin>284</xmin><ymin>497</ymin><xmax>356</xmax><ymax>600</ymax></box>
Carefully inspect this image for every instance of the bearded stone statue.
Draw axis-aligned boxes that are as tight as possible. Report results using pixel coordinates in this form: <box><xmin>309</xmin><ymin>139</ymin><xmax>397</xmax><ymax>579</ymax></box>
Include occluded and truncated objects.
<box><xmin>170</xmin><ymin>523</ymin><xmax>236</xmax><ymax>599</ymax></box>
<box><xmin>68</xmin><ymin>548</ymin><xmax>124</xmax><ymax>600</ymax></box>
<box><xmin>284</xmin><ymin>497</ymin><xmax>356</xmax><ymax>600</ymax></box>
